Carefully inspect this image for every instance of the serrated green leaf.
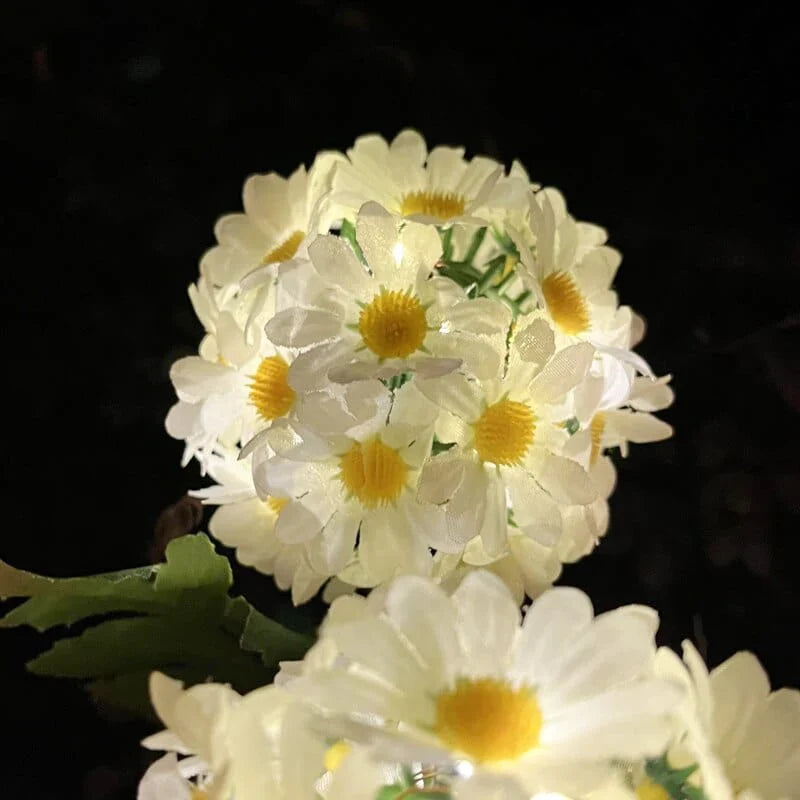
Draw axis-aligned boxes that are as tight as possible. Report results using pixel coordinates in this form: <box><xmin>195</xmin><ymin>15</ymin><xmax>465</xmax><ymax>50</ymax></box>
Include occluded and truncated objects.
<box><xmin>237</xmin><ymin>598</ymin><xmax>312</xmax><ymax>664</ymax></box>
<box><xmin>2</xmin><ymin>533</ymin><xmax>313</xmax><ymax>718</ymax></box>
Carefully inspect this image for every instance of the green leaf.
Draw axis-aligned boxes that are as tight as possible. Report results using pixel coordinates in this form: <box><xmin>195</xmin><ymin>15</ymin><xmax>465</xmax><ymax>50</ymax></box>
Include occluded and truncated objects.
<box><xmin>339</xmin><ymin>218</ymin><xmax>366</xmax><ymax>264</ymax></box>
<box><xmin>645</xmin><ymin>756</ymin><xmax>708</xmax><ymax>800</ymax></box>
<box><xmin>235</xmin><ymin>597</ymin><xmax>312</xmax><ymax>665</ymax></box>
<box><xmin>463</xmin><ymin>226</ymin><xmax>487</xmax><ymax>263</ymax></box>
<box><xmin>375</xmin><ymin>784</ymin><xmax>406</xmax><ymax>800</ymax></box>
<box><xmin>1</xmin><ymin>533</ymin><xmax>313</xmax><ymax>718</ymax></box>
<box><xmin>439</xmin><ymin>226</ymin><xmax>454</xmax><ymax>261</ymax></box>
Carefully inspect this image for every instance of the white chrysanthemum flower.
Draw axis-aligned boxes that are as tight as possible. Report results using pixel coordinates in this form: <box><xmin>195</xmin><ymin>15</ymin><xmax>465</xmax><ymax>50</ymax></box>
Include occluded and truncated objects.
<box><xmin>166</xmin><ymin>308</ymin><xmax>300</xmax><ymax>467</ymax></box>
<box><xmin>190</xmin><ymin>447</ymin><xmax>327</xmax><ymax>605</ymax></box>
<box><xmin>253</xmin><ymin>381</ymin><xmax>471</xmax><ymax>587</ymax></box>
<box><xmin>652</xmin><ymin>642</ymin><xmax>800</xmax><ymax>800</ymax></box>
<box><xmin>416</xmin><ymin>316</ymin><xmax>597</xmax><ymax>557</ymax></box>
<box><xmin>199</xmin><ymin>154</ymin><xmax>343</xmax><ymax>293</ymax></box>
<box><xmin>327</xmin><ymin>129</ymin><xmax>511</xmax><ymax>226</ymax></box>
<box><xmin>144</xmin><ymin>672</ymin><xmax>375</xmax><ymax>800</ymax></box>
<box><xmin>288</xmin><ymin>571</ymin><xmax>683</xmax><ymax>798</ymax></box>
<box><xmin>264</xmin><ymin>202</ymin><xmax>511</xmax><ymax>388</ymax></box>
<box><xmin>564</xmin><ymin>372</ymin><xmax>674</xmax><ymax>468</ymax></box>
<box><xmin>510</xmin><ymin>190</ymin><xmax>650</xmax><ymax>379</ymax></box>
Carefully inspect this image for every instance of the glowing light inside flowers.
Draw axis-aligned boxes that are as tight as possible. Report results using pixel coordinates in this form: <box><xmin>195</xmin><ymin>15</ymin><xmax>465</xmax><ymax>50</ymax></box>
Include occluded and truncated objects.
<box><xmin>635</xmin><ymin>779</ymin><xmax>671</xmax><ymax>800</ymax></box>
<box><xmin>338</xmin><ymin>437</ymin><xmax>409</xmax><ymax>508</ymax></box>
<box><xmin>358</xmin><ymin>288</ymin><xmax>428</xmax><ymax>359</ymax></box>
<box><xmin>262</xmin><ymin>230</ymin><xmax>305</xmax><ymax>265</ymax></box>
<box><xmin>400</xmin><ymin>190</ymin><xmax>466</xmax><ymax>221</ymax></box>
<box><xmin>590</xmin><ymin>413</ymin><xmax>606</xmax><ymax>465</ymax></box>
<box><xmin>266</xmin><ymin>496</ymin><xmax>289</xmax><ymax>515</ymax></box>
<box><xmin>473</xmin><ymin>399</ymin><xmax>536</xmax><ymax>466</ymax></box>
<box><xmin>541</xmin><ymin>271</ymin><xmax>590</xmax><ymax>335</ymax></box>
<box><xmin>435</xmin><ymin>678</ymin><xmax>542</xmax><ymax>763</ymax></box>
<box><xmin>249</xmin><ymin>355</ymin><xmax>296</xmax><ymax>421</ymax></box>
<box><xmin>323</xmin><ymin>740</ymin><xmax>351</xmax><ymax>772</ymax></box>
<box><xmin>392</xmin><ymin>241</ymin><xmax>404</xmax><ymax>265</ymax></box>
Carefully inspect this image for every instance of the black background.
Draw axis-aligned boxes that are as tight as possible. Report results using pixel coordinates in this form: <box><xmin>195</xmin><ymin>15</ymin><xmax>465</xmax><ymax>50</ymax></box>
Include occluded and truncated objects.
<box><xmin>3</xmin><ymin>4</ymin><xmax>799</xmax><ymax>797</ymax></box>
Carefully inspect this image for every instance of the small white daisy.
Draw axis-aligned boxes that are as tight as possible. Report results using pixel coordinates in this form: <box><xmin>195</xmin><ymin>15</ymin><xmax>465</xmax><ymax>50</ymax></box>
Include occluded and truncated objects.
<box><xmin>288</xmin><ymin>570</ymin><xmax>683</xmax><ymax>798</ymax></box>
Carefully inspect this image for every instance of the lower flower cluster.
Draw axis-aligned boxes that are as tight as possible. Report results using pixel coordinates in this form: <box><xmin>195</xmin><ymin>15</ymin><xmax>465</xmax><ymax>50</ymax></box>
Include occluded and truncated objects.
<box><xmin>137</xmin><ymin>572</ymin><xmax>799</xmax><ymax>800</ymax></box>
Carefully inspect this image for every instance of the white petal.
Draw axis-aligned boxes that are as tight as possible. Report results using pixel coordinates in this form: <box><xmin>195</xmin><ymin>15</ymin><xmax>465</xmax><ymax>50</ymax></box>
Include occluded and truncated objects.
<box><xmin>710</xmin><ymin>651</ymin><xmax>770</xmax><ymax>763</ymax></box>
<box><xmin>529</xmin><ymin>452</ymin><xmax>597</xmax><ymax>505</ymax></box>
<box><xmin>452</xmin><ymin>570</ymin><xmax>520</xmax><ymax>678</ymax></box>
<box><xmin>528</xmin><ymin>343</ymin><xmax>595</xmax><ymax>404</ymax></box>
<box><xmin>308</xmin><ymin>233</ymin><xmax>372</xmax><ymax>297</ymax></box>
<box><xmin>385</xmin><ymin>576</ymin><xmax>460</xmax><ymax>690</ymax></box>
<box><xmin>265</xmin><ymin>307</ymin><xmax>341</xmax><ymax>348</ymax></box>
<box><xmin>513</xmin><ymin>587</ymin><xmax>593</xmax><ymax>684</ymax></box>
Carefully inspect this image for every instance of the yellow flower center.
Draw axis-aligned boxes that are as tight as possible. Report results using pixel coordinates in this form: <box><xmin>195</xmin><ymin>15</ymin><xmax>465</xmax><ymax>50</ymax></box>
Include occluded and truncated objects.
<box><xmin>262</xmin><ymin>230</ymin><xmax>305</xmax><ymax>265</ymax></box>
<box><xmin>249</xmin><ymin>355</ymin><xmax>296</xmax><ymax>421</ymax></box>
<box><xmin>435</xmin><ymin>678</ymin><xmax>542</xmax><ymax>763</ymax></box>
<box><xmin>635</xmin><ymin>779</ymin><xmax>671</xmax><ymax>800</ymax></box>
<box><xmin>266</xmin><ymin>496</ymin><xmax>289</xmax><ymax>515</ymax></box>
<box><xmin>542</xmin><ymin>271</ymin><xmax>590</xmax><ymax>335</ymax></box>
<box><xmin>190</xmin><ymin>789</ymin><xmax>208</xmax><ymax>800</ymax></box>
<box><xmin>323</xmin><ymin>740</ymin><xmax>351</xmax><ymax>772</ymax></box>
<box><xmin>338</xmin><ymin>437</ymin><xmax>409</xmax><ymax>509</ymax></box>
<box><xmin>473</xmin><ymin>399</ymin><xmax>536</xmax><ymax>466</ymax></box>
<box><xmin>590</xmin><ymin>412</ymin><xmax>606</xmax><ymax>465</ymax></box>
<box><xmin>400</xmin><ymin>190</ymin><xmax>466</xmax><ymax>221</ymax></box>
<box><xmin>358</xmin><ymin>288</ymin><xmax>428</xmax><ymax>359</ymax></box>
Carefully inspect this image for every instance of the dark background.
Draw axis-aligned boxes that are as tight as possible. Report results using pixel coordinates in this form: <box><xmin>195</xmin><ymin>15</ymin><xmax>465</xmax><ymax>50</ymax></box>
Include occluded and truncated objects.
<box><xmin>3</xmin><ymin>3</ymin><xmax>799</xmax><ymax>797</ymax></box>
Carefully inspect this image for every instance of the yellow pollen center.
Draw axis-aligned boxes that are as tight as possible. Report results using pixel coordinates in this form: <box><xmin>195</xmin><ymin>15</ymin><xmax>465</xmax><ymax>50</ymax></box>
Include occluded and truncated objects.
<box><xmin>338</xmin><ymin>437</ymin><xmax>409</xmax><ymax>509</ymax></box>
<box><xmin>262</xmin><ymin>230</ymin><xmax>305</xmax><ymax>265</ymax></box>
<box><xmin>358</xmin><ymin>288</ymin><xmax>428</xmax><ymax>359</ymax></box>
<box><xmin>400</xmin><ymin>190</ymin><xmax>466</xmax><ymax>221</ymax></box>
<box><xmin>590</xmin><ymin>413</ymin><xmax>606</xmax><ymax>465</ymax></box>
<box><xmin>635</xmin><ymin>779</ymin><xmax>671</xmax><ymax>800</ymax></box>
<box><xmin>266</xmin><ymin>496</ymin><xmax>289</xmax><ymax>515</ymax></box>
<box><xmin>249</xmin><ymin>355</ymin><xmax>296</xmax><ymax>421</ymax></box>
<box><xmin>473</xmin><ymin>399</ymin><xmax>536</xmax><ymax>466</ymax></box>
<box><xmin>323</xmin><ymin>740</ymin><xmax>351</xmax><ymax>772</ymax></box>
<box><xmin>435</xmin><ymin>678</ymin><xmax>542</xmax><ymax>763</ymax></box>
<box><xmin>542</xmin><ymin>271</ymin><xmax>590</xmax><ymax>335</ymax></box>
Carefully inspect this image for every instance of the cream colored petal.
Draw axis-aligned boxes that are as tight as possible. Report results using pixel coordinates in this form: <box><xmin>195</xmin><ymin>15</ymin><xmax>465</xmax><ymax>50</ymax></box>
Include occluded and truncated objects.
<box><xmin>542</xmin><ymin>606</ymin><xmax>659</xmax><ymax>708</ymax></box>
<box><xmin>710</xmin><ymin>651</ymin><xmax>771</xmax><ymax>763</ymax></box>
<box><xmin>275</xmin><ymin>498</ymin><xmax>333</xmax><ymax>544</ymax></box>
<box><xmin>505</xmin><ymin>468</ymin><xmax>562</xmax><ymax>547</ymax></box>
<box><xmin>355</xmin><ymin>201</ymin><xmax>401</xmax><ymax>285</ymax></box>
<box><xmin>323</xmin><ymin>616</ymin><xmax>431</xmax><ymax>711</ymax></box>
<box><xmin>170</xmin><ymin>357</ymin><xmax>240</xmax><ymax>399</ymax></box>
<box><xmin>513</xmin><ymin>316</ymin><xmax>556</xmax><ymax>366</ymax></box>
<box><xmin>528</xmin><ymin>343</ymin><xmax>595</xmax><ymax>404</ymax></box>
<box><xmin>452</xmin><ymin>570</ymin><xmax>520</xmax><ymax>678</ymax></box>
<box><xmin>242</xmin><ymin>172</ymin><xmax>292</xmax><ymax>240</ymax></box>
<box><xmin>528</xmin><ymin>451</ymin><xmax>597</xmax><ymax>505</ymax></box>
<box><xmin>265</xmin><ymin>307</ymin><xmax>341</xmax><ymax>348</ymax></box>
<box><xmin>513</xmin><ymin>587</ymin><xmax>593</xmax><ymax>685</ymax></box>
<box><xmin>305</xmin><ymin>509</ymin><xmax>359</xmax><ymax>575</ymax></box>
<box><xmin>214</xmin><ymin>213</ymin><xmax>268</xmax><ymax>255</ymax></box>
<box><xmin>308</xmin><ymin>233</ymin><xmax>372</xmax><ymax>298</ymax></box>
<box><xmin>541</xmin><ymin>680</ymin><xmax>683</xmax><ymax>760</ymax></box>
<box><xmin>607</xmin><ymin>410</ymin><xmax>673</xmax><ymax>444</ymax></box>
<box><xmin>729</xmin><ymin>688</ymin><xmax>800</xmax><ymax>798</ymax></box>
<box><xmin>385</xmin><ymin>575</ymin><xmax>460</xmax><ymax>690</ymax></box>
<box><xmin>416</xmin><ymin>371</ymin><xmax>483</xmax><ymax>421</ymax></box>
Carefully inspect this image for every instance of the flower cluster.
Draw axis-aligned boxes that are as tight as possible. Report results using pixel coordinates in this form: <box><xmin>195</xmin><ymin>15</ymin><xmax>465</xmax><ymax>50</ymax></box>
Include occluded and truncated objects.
<box><xmin>168</xmin><ymin>130</ymin><xmax>674</xmax><ymax>604</ymax></box>
<box><xmin>139</xmin><ymin>571</ymin><xmax>800</xmax><ymax>800</ymax></box>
